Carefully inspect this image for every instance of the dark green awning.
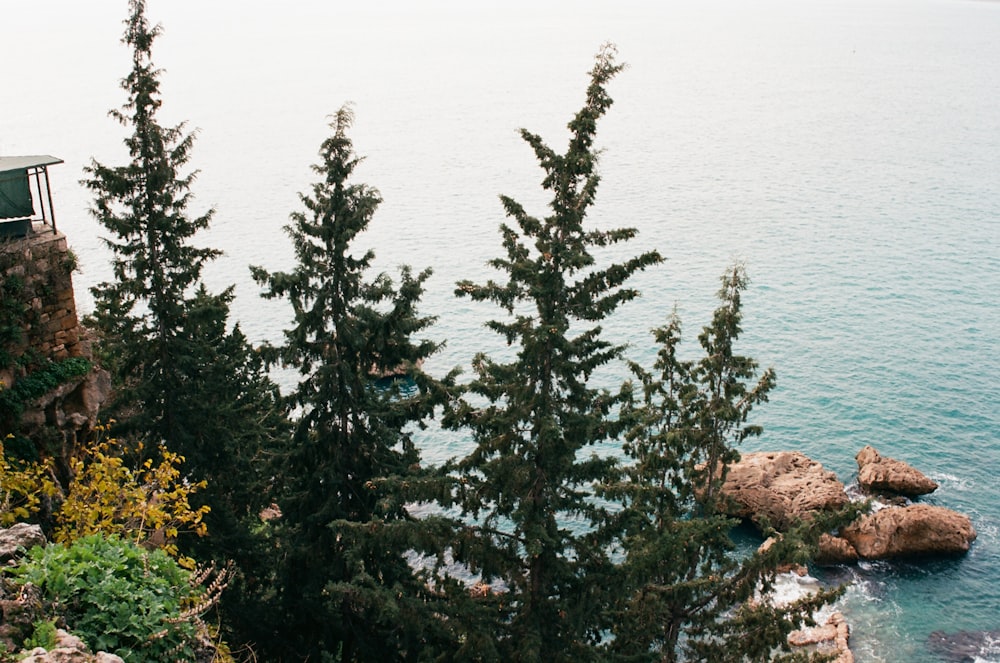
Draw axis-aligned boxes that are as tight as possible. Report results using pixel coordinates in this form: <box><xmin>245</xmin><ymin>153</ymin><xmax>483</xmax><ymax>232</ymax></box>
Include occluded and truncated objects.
<box><xmin>0</xmin><ymin>156</ymin><xmax>63</xmax><ymax>220</ymax></box>
<box><xmin>0</xmin><ymin>168</ymin><xmax>33</xmax><ymax>219</ymax></box>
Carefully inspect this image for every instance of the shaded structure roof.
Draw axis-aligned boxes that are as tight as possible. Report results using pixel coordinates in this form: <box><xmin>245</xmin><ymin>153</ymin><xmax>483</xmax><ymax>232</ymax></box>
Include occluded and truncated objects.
<box><xmin>0</xmin><ymin>155</ymin><xmax>64</xmax><ymax>172</ymax></box>
<box><xmin>0</xmin><ymin>155</ymin><xmax>64</xmax><ymax>234</ymax></box>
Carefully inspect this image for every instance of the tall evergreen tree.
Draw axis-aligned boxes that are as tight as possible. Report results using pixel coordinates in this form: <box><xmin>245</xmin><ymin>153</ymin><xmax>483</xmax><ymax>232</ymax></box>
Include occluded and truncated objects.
<box><xmin>251</xmin><ymin>106</ymin><xmax>456</xmax><ymax>661</ymax></box>
<box><xmin>443</xmin><ymin>45</ymin><xmax>663</xmax><ymax>661</ymax></box>
<box><xmin>83</xmin><ymin>1</ymin><xmax>287</xmax><ymax>648</ymax></box>
<box><xmin>85</xmin><ymin>0</ymin><xmax>220</xmax><ymax>436</ymax></box>
<box><xmin>603</xmin><ymin>265</ymin><xmax>841</xmax><ymax>662</ymax></box>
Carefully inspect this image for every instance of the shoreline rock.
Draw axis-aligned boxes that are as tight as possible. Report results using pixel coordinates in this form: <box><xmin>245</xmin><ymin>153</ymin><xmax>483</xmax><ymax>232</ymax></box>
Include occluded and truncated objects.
<box><xmin>788</xmin><ymin>612</ymin><xmax>853</xmax><ymax>663</ymax></box>
<box><xmin>714</xmin><ymin>451</ymin><xmax>849</xmax><ymax>530</ymax></box>
<box><xmin>855</xmin><ymin>445</ymin><xmax>938</xmax><ymax>497</ymax></box>
<box><xmin>714</xmin><ymin>448</ymin><xmax>976</xmax><ymax>562</ymax></box>
<box><xmin>841</xmin><ymin>503</ymin><xmax>976</xmax><ymax>559</ymax></box>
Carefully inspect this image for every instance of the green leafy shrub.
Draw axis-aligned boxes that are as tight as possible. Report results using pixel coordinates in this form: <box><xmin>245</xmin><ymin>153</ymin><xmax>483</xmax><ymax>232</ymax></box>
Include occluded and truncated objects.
<box><xmin>24</xmin><ymin>618</ymin><xmax>58</xmax><ymax>651</ymax></box>
<box><xmin>11</xmin><ymin>535</ymin><xmax>205</xmax><ymax>661</ymax></box>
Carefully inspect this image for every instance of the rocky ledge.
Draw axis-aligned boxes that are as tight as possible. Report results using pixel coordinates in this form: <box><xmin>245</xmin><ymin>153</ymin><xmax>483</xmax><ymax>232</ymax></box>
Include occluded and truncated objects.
<box><xmin>715</xmin><ymin>446</ymin><xmax>976</xmax><ymax>563</ymax></box>
<box><xmin>19</xmin><ymin>630</ymin><xmax>124</xmax><ymax>663</ymax></box>
<box><xmin>788</xmin><ymin>612</ymin><xmax>853</xmax><ymax>663</ymax></box>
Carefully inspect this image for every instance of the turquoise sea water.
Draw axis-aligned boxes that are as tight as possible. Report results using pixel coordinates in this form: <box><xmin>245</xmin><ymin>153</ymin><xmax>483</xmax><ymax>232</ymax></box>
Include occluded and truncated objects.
<box><xmin>3</xmin><ymin>1</ymin><xmax>999</xmax><ymax>660</ymax></box>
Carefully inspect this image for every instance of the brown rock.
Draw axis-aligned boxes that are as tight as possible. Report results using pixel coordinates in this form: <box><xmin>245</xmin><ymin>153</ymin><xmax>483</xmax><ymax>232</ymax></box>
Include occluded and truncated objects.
<box><xmin>788</xmin><ymin>623</ymin><xmax>838</xmax><ymax>647</ymax></box>
<box><xmin>815</xmin><ymin>533</ymin><xmax>860</xmax><ymax>565</ymax></box>
<box><xmin>758</xmin><ymin>537</ymin><xmax>810</xmax><ymax>575</ymax></box>
<box><xmin>788</xmin><ymin>612</ymin><xmax>853</xmax><ymax>663</ymax></box>
<box><xmin>855</xmin><ymin>445</ymin><xmax>938</xmax><ymax>496</ymax></box>
<box><xmin>841</xmin><ymin>504</ymin><xmax>976</xmax><ymax>559</ymax></box>
<box><xmin>715</xmin><ymin>451</ymin><xmax>849</xmax><ymax>530</ymax></box>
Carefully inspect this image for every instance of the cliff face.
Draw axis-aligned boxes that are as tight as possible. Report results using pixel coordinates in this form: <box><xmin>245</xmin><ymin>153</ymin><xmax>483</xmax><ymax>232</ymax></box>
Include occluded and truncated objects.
<box><xmin>1</xmin><ymin>226</ymin><xmax>109</xmax><ymax>447</ymax></box>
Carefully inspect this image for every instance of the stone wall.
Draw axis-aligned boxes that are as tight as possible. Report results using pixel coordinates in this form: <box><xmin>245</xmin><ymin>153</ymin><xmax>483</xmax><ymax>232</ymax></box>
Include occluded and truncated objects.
<box><xmin>1</xmin><ymin>225</ymin><xmax>108</xmax><ymax>445</ymax></box>
<box><xmin>0</xmin><ymin>226</ymin><xmax>84</xmax><ymax>375</ymax></box>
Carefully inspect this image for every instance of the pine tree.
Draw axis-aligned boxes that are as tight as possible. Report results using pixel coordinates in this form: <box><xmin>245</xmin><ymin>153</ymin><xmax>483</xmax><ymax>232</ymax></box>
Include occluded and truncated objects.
<box><xmin>603</xmin><ymin>264</ymin><xmax>840</xmax><ymax>662</ymax></box>
<box><xmin>251</xmin><ymin>106</ymin><xmax>456</xmax><ymax>661</ymax></box>
<box><xmin>85</xmin><ymin>0</ymin><xmax>220</xmax><ymax>438</ymax></box>
<box><xmin>83</xmin><ymin>1</ymin><xmax>288</xmax><ymax>647</ymax></box>
<box><xmin>443</xmin><ymin>45</ymin><xmax>663</xmax><ymax>661</ymax></box>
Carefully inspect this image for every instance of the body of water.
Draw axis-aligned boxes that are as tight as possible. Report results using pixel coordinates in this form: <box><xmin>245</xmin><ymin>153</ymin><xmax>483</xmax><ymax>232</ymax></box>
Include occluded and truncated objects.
<box><xmin>3</xmin><ymin>1</ymin><xmax>999</xmax><ymax>660</ymax></box>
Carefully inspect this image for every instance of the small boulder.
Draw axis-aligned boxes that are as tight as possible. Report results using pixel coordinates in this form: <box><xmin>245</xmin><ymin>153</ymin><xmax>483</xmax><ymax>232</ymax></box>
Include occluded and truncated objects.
<box><xmin>841</xmin><ymin>504</ymin><xmax>976</xmax><ymax>559</ymax></box>
<box><xmin>714</xmin><ymin>451</ymin><xmax>849</xmax><ymax>530</ymax></box>
<box><xmin>788</xmin><ymin>612</ymin><xmax>853</xmax><ymax>663</ymax></box>
<box><xmin>0</xmin><ymin>524</ymin><xmax>46</xmax><ymax>561</ymax></box>
<box><xmin>18</xmin><ymin>629</ymin><xmax>125</xmax><ymax>663</ymax></box>
<box><xmin>855</xmin><ymin>445</ymin><xmax>938</xmax><ymax>497</ymax></box>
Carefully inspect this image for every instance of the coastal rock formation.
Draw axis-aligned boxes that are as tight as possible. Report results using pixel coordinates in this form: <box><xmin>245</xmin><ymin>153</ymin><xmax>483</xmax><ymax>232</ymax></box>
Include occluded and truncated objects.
<box><xmin>715</xmin><ymin>451</ymin><xmax>849</xmax><ymax>529</ymax></box>
<box><xmin>713</xmin><ymin>449</ymin><xmax>976</xmax><ymax>563</ymax></box>
<box><xmin>841</xmin><ymin>504</ymin><xmax>976</xmax><ymax>559</ymax></box>
<box><xmin>814</xmin><ymin>533</ymin><xmax>860</xmax><ymax>565</ymax></box>
<box><xmin>788</xmin><ymin>612</ymin><xmax>853</xmax><ymax>663</ymax></box>
<box><xmin>927</xmin><ymin>628</ymin><xmax>1000</xmax><ymax>662</ymax></box>
<box><xmin>855</xmin><ymin>445</ymin><xmax>938</xmax><ymax>496</ymax></box>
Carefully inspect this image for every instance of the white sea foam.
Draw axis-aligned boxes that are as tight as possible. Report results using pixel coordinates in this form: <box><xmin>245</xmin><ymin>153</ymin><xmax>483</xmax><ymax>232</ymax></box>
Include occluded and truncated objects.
<box><xmin>933</xmin><ymin>472</ymin><xmax>976</xmax><ymax>492</ymax></box>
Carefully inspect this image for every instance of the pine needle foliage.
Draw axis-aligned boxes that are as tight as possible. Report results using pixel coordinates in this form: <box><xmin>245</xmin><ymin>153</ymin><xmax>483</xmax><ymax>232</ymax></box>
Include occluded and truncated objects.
<box><xmin>602</xmin><ymin>264</ymin><xmax>840</xmax><ymax>662</ymax></box>
<box><xmin>84</xmin><ymin>0</ymin><xmax>220</xmax><ymax>438</ymax></box>
<box><xmin>83</xmin><ymin>0</ymin><xmax>286</xmax><ymax>512</ymax></box>
<box><xmin>443</xmin><ymin>44</ymin><xmax>663</xmax><ymax>661</ymax></box>
<box><xmin>251</xmin><ymin>106</ymin><xmax>457</xmax><ymax>662</ymax></box>
<box><xmin>82</xmin><ymin>2</ymin><xmax>288</xmax><ymax>648</ymax></box>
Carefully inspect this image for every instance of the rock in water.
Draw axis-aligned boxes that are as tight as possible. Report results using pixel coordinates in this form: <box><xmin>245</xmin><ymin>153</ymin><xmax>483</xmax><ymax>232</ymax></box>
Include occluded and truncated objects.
<box><xmin>841</xmin><ymin>504</ymin><xmax>976</xmax><ymax>559</ymax></box>
<box><xmin>855</xmin><ymin>445</ymin><xmax>938</xmax><ymax>496</ymax></box>
<box><xmin>714</xmin><ymin>451</ymin><xmax>849</xmax><ymax>530</ymax></box>
<box><xmin>814</xmin><ymin>533</ymin><xmax>860</xmax><ymax>565</ymax></box>
<box><xmin>788</xmin><ymin>612</ymin><xmax>854</xmax><ymax>663</ymax></box>
<box><xmin>927</xmin><ymin>629</ymin><xmax>1000</xmax><ymax>662</ymax></box>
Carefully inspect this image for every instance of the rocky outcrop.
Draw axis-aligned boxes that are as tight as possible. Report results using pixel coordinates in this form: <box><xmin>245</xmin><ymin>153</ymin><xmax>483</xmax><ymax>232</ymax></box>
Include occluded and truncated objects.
<box><xmin>855</xmin><ymin>445</ymin><xmax>938</xmax><ymax>497</ymax></box>
<box><xmin>19</xmin><ymin>629</ymin><xmax>124</xmax><ymax>663</ymax></box>
<box><xmin>815</xmin><ymin>533</ymin><xmax>860</xmax><ymax>565</ymax></box>
<box><xmin>788</xmin><ymin>612</ymin><xmax>853</xmax><ymax>663</ymax></box>
<box><xmin>0</xmin><ymin>579</ymin><xmax>43</xmax><ymax>651</ymax></box>
<box><xmin>927</xmin><ymin>629</ymin><xmax>1000</xmax><ymax>662</ymax></box>
<box><xmin>715</xmin><ymin>451</ymin><xmax>849</xmax><ymax>529</ymax></box>
<box><xmin>714</xmin><ymin>449</ymin><xmax>976</xmax><ymax>563</ymax></box>
<box><xmin>18</xmin><ymin>362</ymin><xmax>110</xmax><ymax>442</ymax></box>
<box><xmin>840</xmin><ymin>504</ymin><xmax>976</xmax><ymax>559</ymax></box>
<box><xmin>0</xmin><ymin>523</ymin><xmax>45</xmax><ymax>561</ymax></box>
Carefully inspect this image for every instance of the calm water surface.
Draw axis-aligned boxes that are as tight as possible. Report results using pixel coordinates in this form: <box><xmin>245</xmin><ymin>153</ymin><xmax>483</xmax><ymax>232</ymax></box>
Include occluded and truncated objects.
<box><xmin>3</xmin><ymin>2</ymin><xmax>999</xmax><ymax>660</ymax></box>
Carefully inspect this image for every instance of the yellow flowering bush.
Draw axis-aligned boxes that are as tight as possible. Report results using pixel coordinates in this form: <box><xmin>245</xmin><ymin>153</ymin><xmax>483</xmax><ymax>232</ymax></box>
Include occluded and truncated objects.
<box><xmin>54</xmin><ymin>428</ymin><xmax>210</xmax><ymax>569</ymax></box>
<box><xmin>0</xmin><ymin>435</ymin><xmax>57</xmax><ymax>526</ymax></box>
